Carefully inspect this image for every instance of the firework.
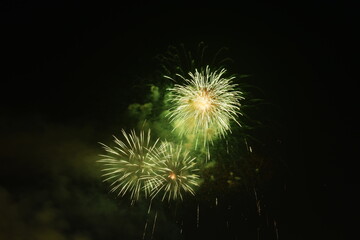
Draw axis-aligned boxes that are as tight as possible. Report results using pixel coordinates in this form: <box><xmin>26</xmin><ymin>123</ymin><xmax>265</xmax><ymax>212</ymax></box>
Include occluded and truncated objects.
<box><xmin>147</xmin><ymin>141</ymin><xmax>200</xmax><ymax>201</ymax></box>
<box><xmin>166</xmin><ymin>66</ymin><xmax>244</xmax><ymax>146</ymax></box>
<box><xmin>98</xmin><ymin>129</ymin><xmax>159</xmax><ymax>203</ymax></box>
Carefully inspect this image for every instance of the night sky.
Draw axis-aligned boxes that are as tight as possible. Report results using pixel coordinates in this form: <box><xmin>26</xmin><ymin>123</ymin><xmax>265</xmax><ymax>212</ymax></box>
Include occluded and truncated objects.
<box><xmin>1</xmin><ymin>1</ymin><xmax>353</xmax><ymax>240</ymax></box>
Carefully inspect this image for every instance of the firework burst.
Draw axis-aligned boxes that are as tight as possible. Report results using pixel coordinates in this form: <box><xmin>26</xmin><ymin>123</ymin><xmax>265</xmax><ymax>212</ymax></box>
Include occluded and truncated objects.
<box><xmin>98</xmin><ymin>129</ymin><xmax>159</xmax><ymax>203</ymax></box>
<box><xmin>147</xmin><ymin>141</ymin><xmax>200</xmax><ymax>201</ymax></box>
<box><xmin>166</xmin><ymin>66</ymin><xmax>244</xmax><ymax>146</ymax></box>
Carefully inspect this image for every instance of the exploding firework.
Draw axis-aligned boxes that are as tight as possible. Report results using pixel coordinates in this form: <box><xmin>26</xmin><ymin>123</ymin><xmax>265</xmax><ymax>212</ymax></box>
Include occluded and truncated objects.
<box><xmin>166</xmin><ymin>66</ymin><xmax>244</xmax><ymax>147</ymax></box>
<box><xmin>147</xmin><ymin>141</ymin><xmax>200</xmax><ymax>201</ymax></box>
<box><xmin>98</xmin><ymin>129</ymin><xmax>159</xmax><ymax>203</ymax></box>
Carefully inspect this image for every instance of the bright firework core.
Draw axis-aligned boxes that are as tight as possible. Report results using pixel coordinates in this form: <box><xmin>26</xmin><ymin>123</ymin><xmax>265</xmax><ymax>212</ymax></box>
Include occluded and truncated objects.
<box><xmin>192</xmin><ymin>89</ymin><xmax>213</xmax><ymax>112</ymax></box>
<box><xmin>168</xmin><ymin>172</ymin><xmax>177</xmax><ymax>180</ymax></box>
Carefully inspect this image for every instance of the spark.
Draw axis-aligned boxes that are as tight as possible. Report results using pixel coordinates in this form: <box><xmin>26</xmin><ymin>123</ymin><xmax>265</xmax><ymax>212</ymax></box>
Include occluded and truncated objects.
<box><xmin>197</xmin><ymin>203</ymin><xmax>200</xmax><ymax>228</ymax></box>
<box><xmin>166</xmin><ymin>66</ymin><xmax>244</xmax><ymax>147</ymax></box>
<box><xmin>147</xmin><ymin>141</ymin><xmax>200</xmax><ymax>201</ymax></box>
<box><xmin>151</xmin><ymin>211</ymin><xmax>158</xmax><ymax>240</ymax></box>
<box><xmin>98</xmin><ymin>129</ymin><xmax>159</xmax><ymax>203</ymax></box>
<box><xmin>274</xmin><ymin>220</ymin><xmax>279</xmax><ymax>240</ymax></box>
<box><xmin>254</xmin><ymin>187</ymin><xmax>261</xmax><ymax>215</ymax></box>
<box><xmin>147</xmin><ymin>199</ymin><xmax>153</xmax><ymax>214</ymax></box>
<box><xmin>142</xmin><ymin>219</ymin><xmax>148</xmax><ymax>240</ymax></box>
<box><xmin>180</xmin><ymin>220</ymin><xmax>184</xmax><ymax>234</ymax></box>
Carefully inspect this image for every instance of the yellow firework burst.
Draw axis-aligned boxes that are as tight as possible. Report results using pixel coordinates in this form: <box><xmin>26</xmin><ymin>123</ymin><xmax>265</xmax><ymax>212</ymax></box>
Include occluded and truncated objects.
<box><xmin>147</xmin><ymin>141</ymin><xmax>200</xmax><ymax>201</ymax></box>
<box><xmin>98</xmin><ymin>129</ymin><xmax>159</xmax><ymax>203</ymax></box>
<box><xmin>166</xmin><ymin>66</ymin><xmax>244</xmax><ymax>146</ymax></box>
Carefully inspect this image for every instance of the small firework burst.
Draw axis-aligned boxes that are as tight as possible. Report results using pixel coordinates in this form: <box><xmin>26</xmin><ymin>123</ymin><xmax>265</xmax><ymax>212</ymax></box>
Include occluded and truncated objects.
<box><xmin>166</xmin><ymin>66</ymin><xmax>244</xmax><ymax>146</ymax></box>
<box><xmin>98</xmin><ymin>129</ymin><xmax>159</xmax><ymax>203</ymax></box>
<box><xmin>148</xmin><ymin>141</ymin><xmax>200</xmax><ymax>201</ymax></box>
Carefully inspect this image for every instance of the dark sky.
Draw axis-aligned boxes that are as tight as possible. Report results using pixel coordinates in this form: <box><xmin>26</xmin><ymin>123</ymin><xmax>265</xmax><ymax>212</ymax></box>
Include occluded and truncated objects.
<box><xmin>1</xmin><ymin>1</ymin><xmax>353</xmax><ymax>240</ymax></box>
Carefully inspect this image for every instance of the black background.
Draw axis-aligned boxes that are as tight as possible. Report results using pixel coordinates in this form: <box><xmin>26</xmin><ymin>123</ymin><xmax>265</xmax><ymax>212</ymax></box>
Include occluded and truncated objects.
<box><xmin>1</xmin><ymin>1</ymin><xmax>353</xmax><ymax>240</ymax></box>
